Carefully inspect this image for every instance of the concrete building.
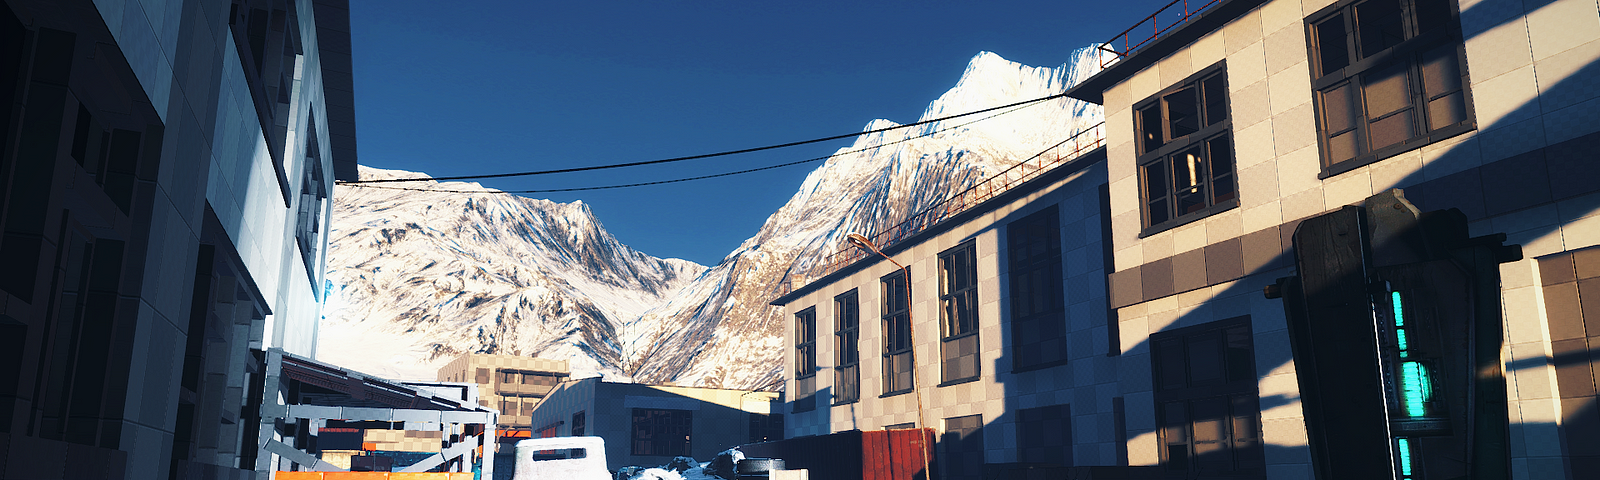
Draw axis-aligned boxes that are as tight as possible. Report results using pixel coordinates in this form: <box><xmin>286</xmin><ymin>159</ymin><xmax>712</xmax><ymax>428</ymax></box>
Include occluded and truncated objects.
<box><xmin>525</xmin><ymin>377</ymin><xmax>783</xmax><ymax>473</ymax></box>
<box><xmin>777</xmin><ymin>0</ymin><xmax>1600</xmax><ymax>478</ymax></box>
<box><xmin>0</xmin><ymin>0</ymin><xmax>358</xmax><ymax>478</ymax></box>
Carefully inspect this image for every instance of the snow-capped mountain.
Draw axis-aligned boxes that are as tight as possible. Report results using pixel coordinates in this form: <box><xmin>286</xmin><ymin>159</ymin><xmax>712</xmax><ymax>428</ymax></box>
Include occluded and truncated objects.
<box><xmin>320</xmin><ymin>46</ymin><xmax>1102</xmax><ymax>387</ymax></box>
<box><xmin>625</xmin><ymin>47</ymin><xmax>1103</xmax><ymax>389</ymax></box>
<box><xmin>318</xmin><ymin>168</ymin><xmax>706</xmax><ymax>380</ymax></box>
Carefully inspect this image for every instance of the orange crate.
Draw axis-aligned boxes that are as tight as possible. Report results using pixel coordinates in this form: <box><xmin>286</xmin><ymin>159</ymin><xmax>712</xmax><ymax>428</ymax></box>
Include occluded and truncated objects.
<box><xmin>275</xmin><ymin>473</ymin><xmax>324</xmax><ymax>480</ymax></box>
<box><xmin>321</xmin><ymin>473</ymin><xmax>390</xmax><ymax>480</ymax></box>
<box><xmin>449</xmin><ymin>474</ymin><xmax>474</xmax><ymax>480</ymax></box>
<box><xmin>388</xmin><ymin>474</ymin><xmax>450</xmax><ymax>480</ymax></box>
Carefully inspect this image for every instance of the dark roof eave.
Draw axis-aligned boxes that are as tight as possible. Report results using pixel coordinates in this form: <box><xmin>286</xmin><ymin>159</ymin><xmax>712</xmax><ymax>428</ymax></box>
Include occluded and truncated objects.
<box><xmin>1065</xmin><ymin>0</ymin><xmax>1271</xmax><ymax>105</ymax></box>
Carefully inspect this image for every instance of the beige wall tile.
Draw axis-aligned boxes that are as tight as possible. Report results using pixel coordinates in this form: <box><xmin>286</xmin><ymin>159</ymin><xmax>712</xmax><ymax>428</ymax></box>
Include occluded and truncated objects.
<box><xmin>1526</xmin><ymin>0</ymin><xmax>1600</xmax><ymax>61</ymax></box>
<box><xmin>1562</xmin><ymin>211</ymin><xmax>1600</xmax><ymax>249</ymax></box>
<box><xmin>1533</xmin><ymin>38</ymin><xmax>1600</xmax><ymax>111</ymax></box>
<box><xmin>1268</xmin><ymin>62</ymin><xmax>1313</xmax><ymax>116</ymax></box>
<box><xmin>1143</xmin><ymin>230</ymin><xmax>1175</xmax><ymax>260</ymax></box>
<box><xmin>1303</xmin><ymin>0</ymin><xmax>1338</xmax><ymax>14</ymax></box>
<box><xmin>1225</xmin><ymin>10</ymin><xmax>1265</xmax><ymax>55</ymax></box>
<box><xmin>1264</xmin><ymin>23</ymin><xmax>1308</xmax><ymax>76</ymax></box>
<box><xmin>1207</xmin><ymin>209</ymin><xmax>1245</xmax><ymax>244</ymax></box>
<box><xmin>1235</xmin><ymin>117</ymin><xmax>1278</xmax><ymax>170</ymax></box>
<box><xmin>1132</xmin><ymin>66</ymin><xmax>1162</xmax><ymax>102</ymax></box>
<box><xmin>1109</xmin><ymin>141</ymin><xmax>1136</xmax><ymax>182</ymax></box>
<box><xmin>1111</xmin><ymin>176</ymin><xmax>1139</xmax><ymax>216</ymax></box>
<box><xmin>1174</xmin><ymin>221</ymin><xmax>1208</xmax><ymax>253</ymax></box>
<box><xmin>1271</xmin><ymin>103</ymin><xmax>1318</xmax><ymax>155</ymax></box>
<box><xmin>1232</xmin><ymin>80</ymin><xmax>1273</xmax><ymax>129</ymax></box>
<box><xmin>1161</xmin><ymin>47</ymin><xmax>1195</xmax><ymax>86</ymax></box>
<box><xmin>1105</xmin><ymin>81</ymin><xmax>1133</xmax><ymax>115</ymax></box>
<box><xmin>1281</xmin><ymin>185</ymin><xmax>1327</xmax><ymax>221</ymax></box>
<box><xmin>1323</xmin><ymin>169</ymin><xmax>1374</xmax><ymax>207</ymax></box>
<box><xmin>1492</xmin><ymin>203</ymin><xmax>1561</xmax><ymax>236</ymax></box>
<box><xmin>1107</xmin><ymin>108</ymin><xmax>1135</xmax><ymax>149</ymax></box>
<box><xmin>1465</xmin><ymin>17</ymin><xmax>1535</xmax><ymax>83</ymax></box>
<box><xmin>1116</xmin><ymin>244</ymin><xmax>1144</xmax><ymax>272</ymax></box>
<box><xmin>1263</xmin><ymin>417</ymin><xmax>1311</xmax><ymax>446</ymax></box>
<box><xmin>1227</xmin><ymin>41</ymin><xmax>1269</xmax><ymax>88</ymax></box>
<box><xmin>1115</xmin><ymin>210</ymin><xmax>1142</xmax><ymax>252</ymax></box>
<box><xmin>1259</xmin><ymin>0</ymin><xmax>1306</xmax><ymax>36</ymax></box>
<box><xmin>1473</xmin><ymin>65</ymin><xmax>1543</xmax><ymax>129</ymax></box>
<box><xmin>1508</xmin><ymin>227</ymin><xmax>1564</xmax><ymax>257</ymax></box>
<box><xmin>1369</xmin><ymin>150</ymin><xmax>1425</xmax><ymax>191</ymax></box>
<box><xmin>1243</xmin><ymin>200</ymin><xmax>1284</xmax><ymax>233</ymax></box>
<box><xmin>1192</xmin><ymin>31</ymin><xmax>1226</xmax><ymax>69</ymax></box>
<box><xmin>1276</xmin><ymin>144</ymin><xmax>1322</xmax><ymax>196</ymax></box>
<box><xmin>1420</xmin><ymin>132</ymin><xmax>1483</xmax><ymax>180</ymax></box>
<box><xmin>1120</xmin><ymin>316</ymin><xmax>1150</xmax><ymax>355</ymax></box>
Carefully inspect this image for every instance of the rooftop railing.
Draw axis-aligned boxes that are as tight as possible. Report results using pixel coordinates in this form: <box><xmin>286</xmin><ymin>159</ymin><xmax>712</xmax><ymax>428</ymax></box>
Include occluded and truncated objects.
<box><xmin>1098</xmin><ymin>0</ymin><xmax>1225</xmax><ymax>68</ymax></box>
<box><xmin>777</xmin><ymin>122</ymin><xmax>1106</xmax><ymax>298</ymax></box>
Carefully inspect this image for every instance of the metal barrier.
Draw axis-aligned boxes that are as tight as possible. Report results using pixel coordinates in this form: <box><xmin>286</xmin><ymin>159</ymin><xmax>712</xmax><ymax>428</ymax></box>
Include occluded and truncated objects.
<box><xmin>1098</xmin><ymin>0</ymin><xmax>1225</xmax><ymax>67</ymax></box>
<box><xmin>777</xmin><ymin>122</ymin><xmax>1105</xmax><ymax>298</ymax></box>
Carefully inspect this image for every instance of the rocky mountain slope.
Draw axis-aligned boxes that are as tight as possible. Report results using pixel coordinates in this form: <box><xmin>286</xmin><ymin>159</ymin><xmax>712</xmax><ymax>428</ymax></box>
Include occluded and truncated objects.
<box><xmin>320</xmin><ymin>47</ymin><xmax>1103</xmax><ymax>386</ymax></box>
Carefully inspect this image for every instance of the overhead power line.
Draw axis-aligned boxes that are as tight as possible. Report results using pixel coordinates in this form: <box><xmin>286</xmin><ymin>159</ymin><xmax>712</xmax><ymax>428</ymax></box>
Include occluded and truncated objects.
<box><xmin>335</xmin><ymin>91</ymin><xmax>1073</xmax><ymax>185</ymax></box>
<box><xmin>339</xmin><ymin>96</ymin><xmax>1055</xmax><ymax>195</ymax></box>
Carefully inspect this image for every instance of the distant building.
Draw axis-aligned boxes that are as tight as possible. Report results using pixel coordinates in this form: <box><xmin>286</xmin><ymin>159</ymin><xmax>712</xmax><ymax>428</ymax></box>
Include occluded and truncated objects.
<box><xmin>434</xmin><ymin>354</ymin><xmax>570</xmax><ymax>445</ymax></box>
<box><xmin>0</xmin><ymin>0</ymin><xmax>358</xmax><ymax>478</ymax></box>
<box><xmin>526</xmin><ymin>377</ymin><xmax>783</xmax><ymax>473</ymax></box>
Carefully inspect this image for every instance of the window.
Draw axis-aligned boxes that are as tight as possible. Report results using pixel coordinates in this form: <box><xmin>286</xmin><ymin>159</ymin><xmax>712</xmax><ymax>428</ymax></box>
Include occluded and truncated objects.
<box><xmin>631</xmin><ymin>408</ymin><xmax>692</xmax><ymax>457</ymax></box>
<box><xmin>939</xmin><ymin>241</ymin><xmax>981</xmax><ymax>384</ymax></box>
<box><xmin>1308</xmin><ymin>0</ymin><xmax>1471</xmax><ymax>176</ymax></box>
<box><xmin>1018</xmin><ymin>404</ymin><xmax>1072</xmax><ymax>466</ymax></box>
<box><xmin>834</xmin><ymin>290</ymin><xmax>861</xmax><ymax>405</ymax></box>
<box><xmin>942</xmin><ymin>414</ymin><xmax>985</xmax><ymax>480</ymax></box>
<box><xmin>1135</xmin><ymin>63</ymin><xmax>1236</xmax><ymax>234</ymax></box>
<box><xmin>1151</xmin><ymin>317</ymin><xmax>1263</xmax><ymax>476</ymax></box>
<box><xmin>882</xmin><ymin>271</ymin><xmax>914</xmax><ymax>396</ymax></box>
<box><xmin>502</xmin><ymin>371</ymin><xmax>517</xmax><ymax>384</ymax></box>
<box><xmin>572</xmin><ymin>411</ymin><xmax>586</xmax><ymax>436</ymax></box>
<box><xmin>296</xmin><ymin>113</ymin><xmax>327</xmax><ymax>289</ymax></box>
<box><xmin>1009</xmin><ymin>206</ymin><xmax>1068</xmax><ymax>371</ymax></box>
<box><xmin>794</xmin><ymin>307</ymin><xmax>817</xmax><ymax>412</ymax></box>
<box><xmin>748</xmin><ymin>413</ymin><xmax>785</xmax><ymax>443</ymax></box>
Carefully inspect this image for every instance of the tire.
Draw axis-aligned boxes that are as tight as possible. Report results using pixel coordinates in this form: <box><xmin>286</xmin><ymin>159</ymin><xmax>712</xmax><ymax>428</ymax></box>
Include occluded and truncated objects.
<box><xmin>736</xmin><ymin>458</ymin><xmax>786</xmax><ymax>473</ymax></box>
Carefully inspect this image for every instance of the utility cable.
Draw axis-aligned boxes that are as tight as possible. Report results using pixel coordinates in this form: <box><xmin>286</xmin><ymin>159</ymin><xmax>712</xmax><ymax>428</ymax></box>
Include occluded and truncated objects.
<box><xmin>335</xmin><ymin>91</ymin><xmax>1073</xmax><ymax>185</ymax></box>
<box><xmin>339</xmin><ymin>96</ymin><xmax>1055</xmax><ymax>195</ymax></box>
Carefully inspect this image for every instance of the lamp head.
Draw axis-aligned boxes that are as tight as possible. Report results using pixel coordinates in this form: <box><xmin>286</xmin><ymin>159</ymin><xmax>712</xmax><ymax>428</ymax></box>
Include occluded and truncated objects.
<box><xmin>846</xmin><ymin>233</ymin><xmax>873</xmax><ymax>249</ymax></box>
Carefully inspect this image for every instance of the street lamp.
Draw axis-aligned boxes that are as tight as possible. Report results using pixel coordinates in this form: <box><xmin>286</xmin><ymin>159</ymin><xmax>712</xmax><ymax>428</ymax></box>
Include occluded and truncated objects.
<box><xmin>845</xmin><ymin>233</ymin><xmax>931</xmax><ymax>479</ymax></box>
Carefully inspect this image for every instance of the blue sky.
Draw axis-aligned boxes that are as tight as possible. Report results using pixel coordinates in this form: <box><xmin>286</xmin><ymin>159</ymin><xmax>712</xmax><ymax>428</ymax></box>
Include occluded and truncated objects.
<box><xmin>348</xmin><ymin>0</ymin><xmax>1175</xmax><ymax>266</ymax></box>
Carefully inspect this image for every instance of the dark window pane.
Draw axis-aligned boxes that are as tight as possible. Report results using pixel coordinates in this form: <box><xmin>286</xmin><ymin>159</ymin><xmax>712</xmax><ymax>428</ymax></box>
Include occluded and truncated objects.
<box><xmin>1203</xmin><ymin>74</ymin><xmax>1228</xmax><ymax>126</ymax></box>
<box><xmin>1316</xmin><ymin>14</ymin><xmax>1351</xmax><ymax>76</ymax></box>
<box><xmin>1208</xmin><ymin>136</ymin><xmax>1236</xmax><ymax>204</ymax></box>
<box><xmin>1166</xmin><ymin>87</ymin><xmax>1200</xmax><ymax>139</ymax></box>
<box><xmin>1428</xmin><ymin>92</ymin><xmax>1466</xmax><ymax>131</ymax></box>
<box><xmin>1369</xmin><ymin>110</ymin><xmax>1414</xmax><ymax>150</ymax></box>
<box><xmin>1144</xmin><ymin>162</ymin><xmax>1170</xmax><ymax>225</ymax></box>
<box><xmin>1415</xmin><ymin>0</ymin><xmax>1453</xmax><ymax>33</ymax></box>
<box><xmin>1322</xmin><ymin>83</ymin><xmax>1357</xmax><ymax>134</ymax></box>
<box><xmin>1140</xmin><ymin>103</ymin><xmax>1165</xmax><ymax>153</ymax></box>
<box><xmin>1156</xmin><ymin>339</ymin><xmax>1187</xmax><ymax>390</ymax></box>
<box><xmin>1363</xmin><ymin>61</ymin><xmax>1412</xmax><ymax>118</ymax></box>
<box><xmin>1356</xmin><ymin>0</ymin><xmax>1405</xmax><ymax>58</ymax></box>
<box><xmin>1328</xmin><ymin>130</ymin><xmax>1360</xmax><ymax>164</ymax></box>
<box><xmin>1188</xmin><ymin>333</ymin><xmax>1225</xmax><ymax>385</ymax></box>
<box><xmin>1421</xmin><ymin>44</ymin><xmax>1462</xmax><ymax>98</ymax></box>
<box><xmin>1225</xmin><ymin>326</ymin><xmax>1255</xmax><ymax>382</ymax></box>
<box><xmin>1173</xmin><ymin>149</ymin><xmax>1208</xmax><ymax>216</ymax></box>
<box><xmin>1192</xmin><ymin>397</ymin><xmax>1232</xmax><ymax>472</ymax></box>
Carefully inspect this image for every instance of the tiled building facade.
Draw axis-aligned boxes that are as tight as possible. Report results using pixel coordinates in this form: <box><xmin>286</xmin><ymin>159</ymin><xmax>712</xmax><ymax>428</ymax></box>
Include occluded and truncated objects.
<box><xmin>434</xmin><ymin>354</ymin><xmax>569</xmax><ymax>441</ymax></box>
<box><xmin>778</xmin><ymin>0</ymin><xmax>1600</xmax><ymax>478</ymax></box>
<box><xmin>0</xmin><ymin>0</ymin><xmax>358</xmax><ymax>478</ymax></box>
<box><xmin>524</xmin><ymin>377</ymin><xmax>782</xmax><ymax>473</ymax></box>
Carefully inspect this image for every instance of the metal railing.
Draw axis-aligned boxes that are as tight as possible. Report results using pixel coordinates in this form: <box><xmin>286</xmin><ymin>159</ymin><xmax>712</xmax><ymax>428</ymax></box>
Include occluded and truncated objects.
<box><xmin>1098</xmin><ymin>0</ymin><xmax>1225</xmax><ymax>68</ymax></box>
<box><xmin>777</xmin><ymin>122</ymin><xmax>1106</xmax><ymax>297</ymax></box>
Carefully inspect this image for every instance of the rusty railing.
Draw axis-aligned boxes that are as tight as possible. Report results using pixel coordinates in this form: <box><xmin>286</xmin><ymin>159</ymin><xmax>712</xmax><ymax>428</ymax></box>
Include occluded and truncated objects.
<box><xmin>778</xmin><ymin>122</ymin><xmax>1106</xmax><ymax>297</ymax></box>
<box><xmin>1098</xmin><ymin>0</ymin><xmax>1225</xmax><ymax>68</ymax></box>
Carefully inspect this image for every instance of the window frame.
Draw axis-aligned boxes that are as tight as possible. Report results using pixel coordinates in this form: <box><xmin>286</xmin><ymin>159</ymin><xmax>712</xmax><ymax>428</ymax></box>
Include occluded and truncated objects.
<box><xmin>630</xmin><ymin>408</ymin><xmax>693</xmax><ymax>457</ymax></box>
<box><xmin>1150</xmin><ymin>316</ymin><xmax>1264</xmax><ymax>477</ymax></box>
<box><xmin>1008</xmin><ymin>205</ymin><xmax>1070</xmax><ymax>373</ymax></box>
<box><xmin>1305</xmin><ymin>0</ymin><xmax>1475</xmax><ymax>178</ymax></box>
<box><xmin>834</xmin><ymin>289</ymin><xmax>862</xmax><ymax>405</ymax></box>
<box><xmin>881</xmin><ymin>270</ymin><xmax>914</xmax><ymax>397</ymax></box>
<box><xmin>1134</xmin><ymin>61</ymin><xmax>1239</xmax><ymax>237</ymax></box>
<box><xmin>938</xmin><ymin>240</ymin><xmax>981</xmax><ymax>386</ymax></box>
<box><xmin>793</xmin><ymin>307</ymin><xmax>818</xmax><ymax>412</ymax></box>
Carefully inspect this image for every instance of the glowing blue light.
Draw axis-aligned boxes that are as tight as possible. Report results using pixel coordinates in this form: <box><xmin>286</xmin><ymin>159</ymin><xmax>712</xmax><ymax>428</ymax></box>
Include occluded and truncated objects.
<box><xmin>1392</xmin><ymin>291</ymin><xmax>1405</xmax><ymax>326</ymax></box>
<box><xmin>1401</xmin><ymin>361</ymin><xmax>1431</xmax><ymax>417</ymax></box>
<box><xmin>1398</xmin><ymin>438</ymin><xmax>1414</xmax><ymax>476</ymax></box>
